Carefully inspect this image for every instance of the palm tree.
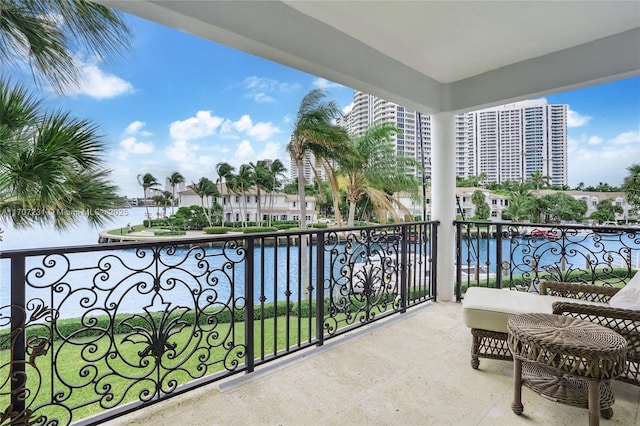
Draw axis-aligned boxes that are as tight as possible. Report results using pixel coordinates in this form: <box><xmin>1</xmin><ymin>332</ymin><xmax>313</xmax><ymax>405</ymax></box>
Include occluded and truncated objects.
<box><xmin>530</xmin><ymin>170</ymin><xmax>551</xmax><ymax>198</ymax></box>
<box><xmin>337</xmin><ymin>122</ymin><xmax>420</xmax><ymax>227</ymax></box>
<box><xmin>509</xmin><ymin>181</ymin><xmax>533</xmax><ymax>198</ymax></box>
<box><xmin>267</xmin><ymin>159</ymin><xmax>287</xmax><ymax>226</ymax></box>
<box><xmin>250</xmin><ymin>160</ymin><xmax>272</xmax><ymax>226</ymax></box>
<box><xmin>235</xmin><ymin>164</ymin><xmax>255</xmax><ymax>227</ymax></box>
<box><xmin>1</xmin><ymin>0</ymin><xmax>130</xmax><ymax>91</ymax></box>
<box><xmin>286</xmin><ymin>89</ymin><xmax>350</xmax><ymax>230</ymax></box>
<box><xmin>151</xmin><ymin>194</ymin><xmax>163</xmax><ymax>219</ymax></box>
<box><xmin>160</xmin><ymin>191</ymin><xmax>173</xmax><ymax>218</ymax></box>
<box><xmin>0</xmin><ymin>81</ymin><xmax>120</xmax><ymax>230</ymax></box>
<box><xmin>622</xmin><ymin>163</ymin><xmax>640</xmax><ymax>215</ymax></box>
<box><xmin>503</xmin><ymin>196</ymin><xmax>532</xmax><ymax>222</ymax></box>
<box><xmin>167</xmin><ymin>171</ymin><xmax>185</xmax><ymax>216</ymax></box>
<box><xmin>188</xmin><ymin>177</ymin><xmax>219</xmax><ymax>227</ymax></box>
<box><xmin>216</xmin><ymin>162</ymin><xmax>235</xmax><ymax>225</ymax></box>
<box><xmin>137</xmin><ymin>173</ymin><xmax>160</xmax><ymax>227</ymax></box>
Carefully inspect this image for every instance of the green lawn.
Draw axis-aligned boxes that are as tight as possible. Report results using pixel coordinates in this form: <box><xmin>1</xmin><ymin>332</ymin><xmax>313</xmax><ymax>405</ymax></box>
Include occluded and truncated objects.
<box><xmin>1</xmin><ymin>314</ymin><xmax>318</xmax><ymax>423</ymax></box>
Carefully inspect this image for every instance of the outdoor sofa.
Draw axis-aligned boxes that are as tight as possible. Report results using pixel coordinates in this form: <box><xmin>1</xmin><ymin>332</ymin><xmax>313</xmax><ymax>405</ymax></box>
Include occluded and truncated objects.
<box><xmin>462</xmin><ymin>275</ymin><xmax>640</xmax><ymax>386</ymax></box>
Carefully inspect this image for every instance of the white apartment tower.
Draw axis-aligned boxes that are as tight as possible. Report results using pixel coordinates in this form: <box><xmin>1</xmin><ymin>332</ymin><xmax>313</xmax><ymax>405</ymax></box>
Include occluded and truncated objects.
<box><xmin>338</xmin><ymin>92</ymin><xmax>568</xmax><ymax>186</ymax></box>
<box><xmin>466</xmin><ymin>99</ymin><xmax>568</xmax><ymax>186</ymax></box>
<box><xmin>340</xmin><ymin>91</ymin><xmax>430</xmax><ymax>178</ymax></box>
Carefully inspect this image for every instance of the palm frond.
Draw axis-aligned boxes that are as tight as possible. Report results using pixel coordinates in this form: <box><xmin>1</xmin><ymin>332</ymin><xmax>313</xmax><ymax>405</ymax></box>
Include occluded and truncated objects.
<box><xmin>0</xmin><ymin>0</ymin><xmax>130</xmax><ymax>91</ymax></box>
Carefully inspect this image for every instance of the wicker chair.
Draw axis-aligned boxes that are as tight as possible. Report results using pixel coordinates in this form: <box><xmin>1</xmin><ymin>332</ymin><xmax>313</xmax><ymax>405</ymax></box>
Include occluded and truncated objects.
<box><xmin>541</xmin><ymin>281</ymin><xmax>640</xmax><ymax>387</ymax></box>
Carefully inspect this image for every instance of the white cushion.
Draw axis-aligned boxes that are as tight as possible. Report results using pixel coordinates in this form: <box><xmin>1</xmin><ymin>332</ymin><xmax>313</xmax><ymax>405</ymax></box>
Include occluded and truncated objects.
<box><xmin>462</xmin><ymin>287</ymin><xmax>608</xmax><ymax>333</ymax></box>
<box><xmin>609</xmin><ymin>272</ymin><xmax>640</xmax><ymax>310</ymax></box>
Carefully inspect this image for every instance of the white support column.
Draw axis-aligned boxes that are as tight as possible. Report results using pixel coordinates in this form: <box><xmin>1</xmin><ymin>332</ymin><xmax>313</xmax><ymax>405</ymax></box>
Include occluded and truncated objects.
<box><xmin>431</xmin><ymin>112</ymin><xmax>456</xmax><ymax>302</ymax></box>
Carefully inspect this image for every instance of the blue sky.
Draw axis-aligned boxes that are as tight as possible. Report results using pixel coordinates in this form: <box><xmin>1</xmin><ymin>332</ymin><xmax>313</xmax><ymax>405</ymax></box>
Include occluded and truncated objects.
<box><xmin>11</xmin><ymin>14</ymin><xmax>640</xmax><ymax>197</ymax></box>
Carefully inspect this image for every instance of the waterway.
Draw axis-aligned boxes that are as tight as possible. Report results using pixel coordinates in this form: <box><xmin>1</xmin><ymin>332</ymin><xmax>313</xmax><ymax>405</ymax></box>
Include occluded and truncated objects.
<box><xmin>1</xmin><ymin>206</ymin><xmax>149</xmax><ymax>250</ymax></box>
<box><xmin>2</xmin><ymin>213</ymin><xmax>639</xmax><ymax>320</ymax></box>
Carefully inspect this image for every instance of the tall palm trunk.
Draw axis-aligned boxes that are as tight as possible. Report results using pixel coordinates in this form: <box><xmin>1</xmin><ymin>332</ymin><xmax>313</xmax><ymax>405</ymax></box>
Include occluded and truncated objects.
<box><xmin>241</xmin><ymin>185</ymin><xmax>248</xmax><ymax>227</ymax></box>
<box><xmin>229</xmin><ymin>193</ymin><xmax>236</xmax><ymax>226</ymax></box>
<box><xmin>143</xmin><ymin>189</ymin><xmax>151</xmax><ymax>226</ymax></box>
<box><xmin>295</xmin><ymin>156</ymin><xmax>310</xmax><ymax>298</ymax></box>
<box><xmin>296</xmin><ymin>157</ymin><xmax>307</xmax><ymax>230</ymax></box>
<box><xmin>256</xmin><ymin>187</ymin><xmax>262</xmax><ymax>226</ymax></box>
<box><xmin>217</xmin><ymin>179</ymin><xmax>226</xmax><ymax>226</ymax></box>
<box><xmin>171</xmin><ymin>186</ymin><xmax>176</xmax><ymax>216</ymax></box>
<box><xmin>200</xmin><ymin>197</ymin><xmax>212</xmax><ymax>227</ymax></box>
<box><xmin>268</xmin><ymin>186</ymin><xmax>275</xmax><ymax>226</ymax></box>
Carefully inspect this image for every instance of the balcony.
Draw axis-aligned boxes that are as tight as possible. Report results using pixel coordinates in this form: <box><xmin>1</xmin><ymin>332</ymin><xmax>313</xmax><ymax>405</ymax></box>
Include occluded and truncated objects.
<box><xmin>2</xmin><ymin>221</ymin><xmax>639</xmax><ymax>425</ymax></box>
<box><xmin>0</xmin><ymin>223</ymin><xmax>435</xmax><ymax>425</ymax></box>
<box><xmin>103</xmin><ymin>301</ymin><xmax>640</xmax><ymax>426</ymax></box>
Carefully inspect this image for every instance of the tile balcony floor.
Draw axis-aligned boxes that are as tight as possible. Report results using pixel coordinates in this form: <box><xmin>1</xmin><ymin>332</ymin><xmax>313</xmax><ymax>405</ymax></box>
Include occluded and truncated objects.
<box><xmin>105</xmin><ymin>302</ymin><xmax>640</xmax><ymax>426</ymax></box>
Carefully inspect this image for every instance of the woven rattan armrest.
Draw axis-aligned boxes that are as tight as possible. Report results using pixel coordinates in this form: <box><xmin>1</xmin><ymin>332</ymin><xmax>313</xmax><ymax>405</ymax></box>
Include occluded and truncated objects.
<box><xmin>552</xmin><ymin>301</ymin><xmax>640</xmax><ymax>361</ymax></box>
<box><xmin>540</xmin><ymin>280</ymin><xmax>620</xmax><ymax>303</ymax></box>
<box><xmin>552</xmin><ymin>300</ymin><xmax>640</xmax><ymax>386</ymax></box>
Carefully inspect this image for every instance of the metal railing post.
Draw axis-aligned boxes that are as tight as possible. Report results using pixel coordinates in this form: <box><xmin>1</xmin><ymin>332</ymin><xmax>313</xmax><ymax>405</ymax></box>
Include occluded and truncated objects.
<box><xmin>431</xmin><ymin>221</ymin><xmax>439</xmax><ymax>301</ymax></box>
<box><xmin>315</xmin><ymin>231</ymin><xmax>325</xmax><ymax>346</ymax></box>
<box><xmin>495</xmin><ymin>224</ymin><xmax>503</xmax><ymax>289</ymax></box>
<box><xmin>244</xmin><ymin>238</ymin><xmax>255</xmax><ymax>373</ymax></box>
<box><xmin>10</xmin><ymin>255</ymin><xmax>26</xmax><ymax>419</ymax></box>
<box><xmin>400</xmin><ymin>225</ymin><xmax>408</xmax><ymax>313</ymax></box>
<box><xmin>455</xmin><ymin>221</ymin><xmax>462</xmax><ymax>301</ymax></box>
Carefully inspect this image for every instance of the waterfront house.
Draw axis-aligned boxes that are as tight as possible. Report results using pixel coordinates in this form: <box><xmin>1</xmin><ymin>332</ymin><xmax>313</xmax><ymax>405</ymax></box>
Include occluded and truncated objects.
<box><xmin>177</xmin><ymin>185</ymin><xmax>319</xmax><ymax>224</ymax></box>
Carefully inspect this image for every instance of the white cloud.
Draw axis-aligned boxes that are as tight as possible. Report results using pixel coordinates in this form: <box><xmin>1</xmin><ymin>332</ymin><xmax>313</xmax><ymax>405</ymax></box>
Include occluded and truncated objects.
<box><xmin>567</xmin><ymin>129</ymin><xmax>640</xmax><ymax>187</ymax></box>
<box><xmin>247</xmin><ymin>122</ymin><xmax>280</xmax><ymax>141</ymax></box>
<box><xmin>169</xmin><ymin>111</ymin><xmax>224</xmax><ymax>140</ymax></box>
<box><xmin>252</xmin><ymin>92</ymin><xmax>276</xmax><ymax>103</ymax></box>
<box><xmin>610</xmin><ymin>130</ymin><xmax>640</xmax><ymax>146</ymax></box>
<box><xmin>567</xmin><ymin>108</ymin><xmax>591</xmax><ymax>128</ymax></box>
<box><xmin>313</xmin><ymin>77</ymin><xmax>343</xmax><ymax>90</ymax></box>
<box><xmin>147</xmin><ymin>109</ymin><xmax>286</xmax><ymax>183</ymax></box>
<box><xmin>120</xmin><ymin>137</ymin><xmax>154</xmax><ymax>154</ymax></box>
<box><xmin>62</xmin><ymin>57</ymin><xmax>134</xmax><ymax>99</ymax></box>
<box><xmin>232</xmin><ymin>115</ymin><xmax>253</xmax><ymax>132</ymax></box>
<box><xmin>220</xmin><ymin>115</ymin><xmax>281</xmax><ymax>141</ymax></box>
<box><xmin>117</xmin><ymin>121</ymin><xmax>154</xmax><ymax>161</ymax></box>
<box><xmin>124</xmin><ymin>121</ymin><xmax>152</xmax><ymax>137</ymax></box>
<box><xmin>232</xmin><ymin>140</ymin><xmax>282</xmax><ymax>166</ymax></box>
<box><xmin>588</xmin><ymin>136</ymin><xmax>603</xmax><ymax>145</ymax></box>
<box><xmin>241</xmin><ymin>76</ymin><xmax>300</xmax><ymax>103</ymax></box>
<box><xmin>343</xmin><ymin>102</ymin><xmax>354</xmax><ymax>115</ymax></box>
<box><xmin>165</xmin><ymin>140</ymin><xmax>199</xmax><ymax>171</ymax></box>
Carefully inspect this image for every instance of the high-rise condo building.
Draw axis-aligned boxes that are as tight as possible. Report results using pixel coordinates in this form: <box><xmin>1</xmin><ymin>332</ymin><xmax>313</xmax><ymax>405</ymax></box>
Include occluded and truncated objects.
<box><xmin>335</xmin><ymin>91</ymin><xmax>568</xmax><ymax>186</ymax></box>
<box><xmin>466</xmin><ymin>99</ymin><xmax>567</xmax><ymax>186</ymax></box>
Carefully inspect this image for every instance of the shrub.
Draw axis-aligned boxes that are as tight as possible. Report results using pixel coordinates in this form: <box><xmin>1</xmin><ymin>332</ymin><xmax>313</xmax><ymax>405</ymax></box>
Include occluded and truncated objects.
<box><xmin>274</xmin><ymin>223</ymin><xmax>297</xmax><ymax>230</ymax></box>
<box><xmin>153</xmin><ymin>229</ymin><xmax>186</xmax><ymax>236</ymax></box>
<box><xmin>309</xmin><ymin>223</ymin><xmax>328</xmax><ymax>229</ymax></box>
<box><xmin>203</xmin><ymin>226</ymin><xmax>231</xmax><ymax>234</ymax></box>
<box><xmin>242</xmin><ymin>226</ymin><xmax>278</xmax><ymax>233</ymax></box>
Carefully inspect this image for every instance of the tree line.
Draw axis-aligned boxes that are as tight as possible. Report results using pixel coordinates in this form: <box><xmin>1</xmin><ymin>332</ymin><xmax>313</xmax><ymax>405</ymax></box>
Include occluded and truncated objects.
<box><xmin>136</xmin><ymin>90</ymin><xmax>421</xmax><ymax>230</ymax></box>
<box><xmin>136</xmin><ymin>158</ymin><xmax>287</xmax><ymax>228</ymax></box>
<box><xmin>464</xmin><ymin>165</ymin><xmax>640</xmax><ymax>223</ymax></box>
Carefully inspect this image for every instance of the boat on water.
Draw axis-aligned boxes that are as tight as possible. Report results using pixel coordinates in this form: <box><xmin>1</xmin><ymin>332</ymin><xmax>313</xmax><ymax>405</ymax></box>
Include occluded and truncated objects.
<box><xmin>529</xmin><ymin>229</ymin><xmax>560</xmax><ymax>240</ymax></box>
<box><xmin>521</xmin><ymin>228</ymin><xmax>560</xmax><ymax>240</ymax></box>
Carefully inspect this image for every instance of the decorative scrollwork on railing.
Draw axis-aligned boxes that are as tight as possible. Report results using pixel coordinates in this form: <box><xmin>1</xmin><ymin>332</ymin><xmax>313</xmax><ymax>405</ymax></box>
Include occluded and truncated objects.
<box><xmin>324</xmin><ymin>224</ymin><xmax>430</xmax><ymax>334</ymax></box>
<box><xmin>457</xmin><ymin>222</ymin><xmax>640</xmax><ymax>293</ymax></box>
<box><xmin>1</xmin><ymin>240</ymin><xmax>251</xmax><ymax>424</ymax></box>
<box><xmin>1</xmin><ymin>226</ymin><xmax>436</xmax><ymax>424</ymax></box>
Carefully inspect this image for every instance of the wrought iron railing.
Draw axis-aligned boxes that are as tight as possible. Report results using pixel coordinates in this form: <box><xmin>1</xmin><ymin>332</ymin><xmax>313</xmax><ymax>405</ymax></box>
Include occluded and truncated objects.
<box><xmin>455</xmin><ymin>221</ymin><xmax>640</xmax><ymax>300</ymax></box>
<box><xmin>0</xmin><ymin>222</ymin><xmax>436</xmax><ymax>425</ymax></box>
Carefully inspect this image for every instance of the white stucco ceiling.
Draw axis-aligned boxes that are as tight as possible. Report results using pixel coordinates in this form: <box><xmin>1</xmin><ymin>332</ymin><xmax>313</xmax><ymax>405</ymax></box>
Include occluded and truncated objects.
<box><xmin>101</xmin><ymin>0</ymin><xmax>640</xmax><ymax>113</ymax></box>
